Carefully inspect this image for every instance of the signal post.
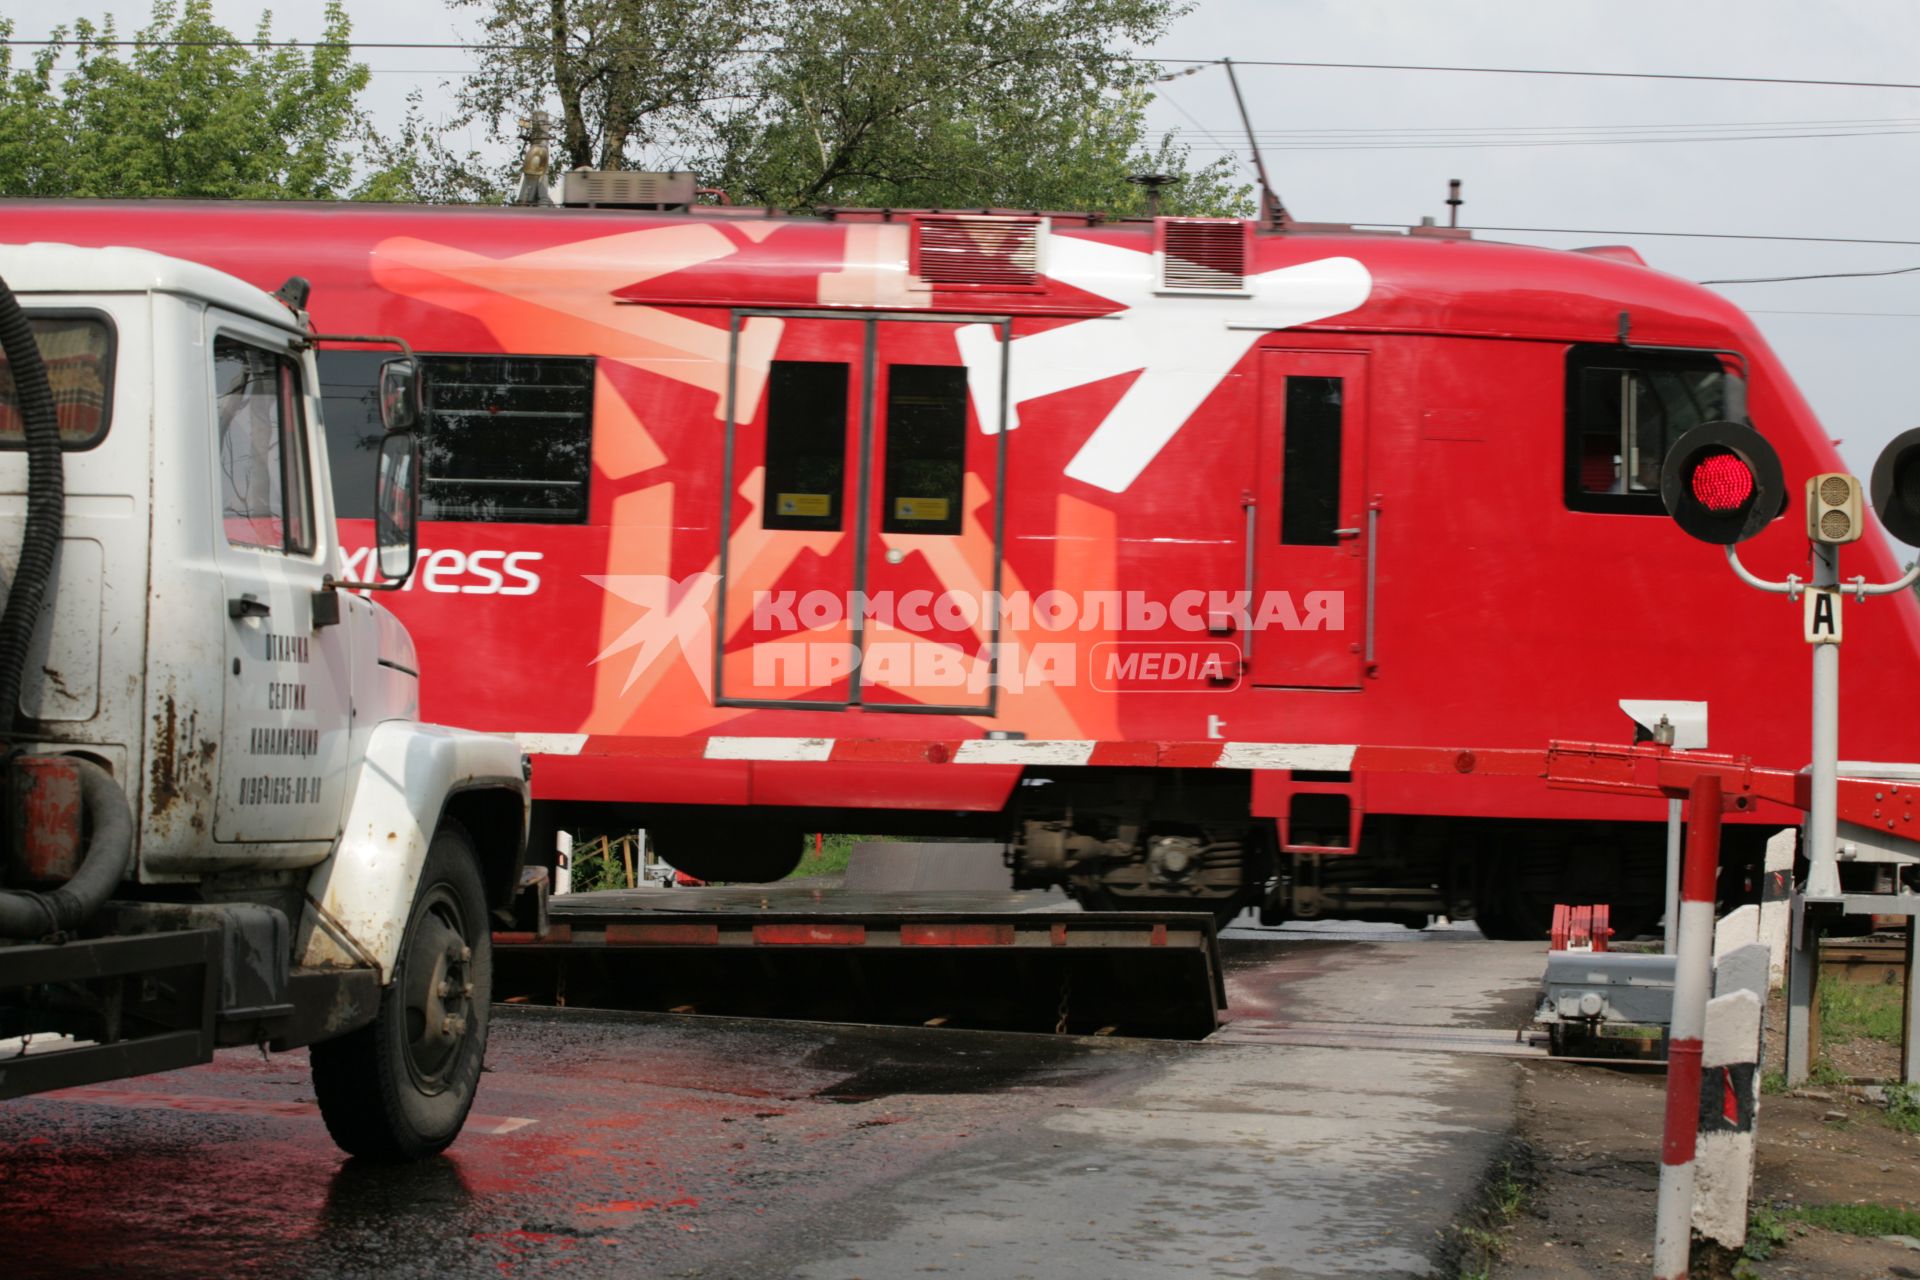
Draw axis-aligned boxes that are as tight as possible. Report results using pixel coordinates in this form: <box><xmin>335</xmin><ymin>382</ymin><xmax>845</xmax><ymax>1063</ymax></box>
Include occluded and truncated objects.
<box><xmin>1663</xmin><ymin>422</ymin><xmax>1920</xmax><ymax>1087</ymax></box>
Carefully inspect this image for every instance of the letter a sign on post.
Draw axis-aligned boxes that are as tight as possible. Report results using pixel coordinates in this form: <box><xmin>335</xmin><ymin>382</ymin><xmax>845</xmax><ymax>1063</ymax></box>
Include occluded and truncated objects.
<box><xmin>1804</xmin><ymin>588</ymin><xmax>1842</xmax><ymax>645</ymax></box>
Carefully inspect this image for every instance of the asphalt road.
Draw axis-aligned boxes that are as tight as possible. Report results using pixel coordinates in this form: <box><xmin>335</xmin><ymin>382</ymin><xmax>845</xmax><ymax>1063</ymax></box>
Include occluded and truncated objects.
<box><xmin>0</xmin><ymin>933</ymin><xmax>1542</xmax><ymax>1279</ymax></box>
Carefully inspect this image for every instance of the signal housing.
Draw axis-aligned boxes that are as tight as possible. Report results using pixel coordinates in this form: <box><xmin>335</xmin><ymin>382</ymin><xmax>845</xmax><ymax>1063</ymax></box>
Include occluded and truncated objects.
<box><xmin>1806</xmin><ymin>472</ymin><xmax>1864</xmax><ymax>544</ymax></box>
<box><xmin>1870</xmin><ymin>426</ymin><xmax>1920</xmax><ymax>546</ymax></box>
<box><xmin>1660</xmin><ymin>421</ymin><xmax>1784</xmax><ymax>545</ymax></box>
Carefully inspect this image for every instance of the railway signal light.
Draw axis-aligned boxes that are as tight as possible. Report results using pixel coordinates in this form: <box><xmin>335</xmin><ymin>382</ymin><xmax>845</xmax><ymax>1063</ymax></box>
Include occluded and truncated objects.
<box><xmin>1870</xmin><ymin>426</ymin><xmax>1920</xmax><ymax>546</ymax></box>
<box><xmin>1806</xmin><ymin>473</ymin><xmax>1864</xmax><ymax>544</ymax></box>
<box><xmin>1660</xmin><ymin>421</ymin><xmax>1784</xmax><ymax>545</ymax></box>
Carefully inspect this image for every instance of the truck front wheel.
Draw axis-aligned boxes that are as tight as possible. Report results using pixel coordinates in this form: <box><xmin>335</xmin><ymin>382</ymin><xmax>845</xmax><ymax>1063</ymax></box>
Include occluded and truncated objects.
<box><xmin>310</xmin><ymin>822</ymin><xmax>491</xmax><ymax>1160</ymax></box>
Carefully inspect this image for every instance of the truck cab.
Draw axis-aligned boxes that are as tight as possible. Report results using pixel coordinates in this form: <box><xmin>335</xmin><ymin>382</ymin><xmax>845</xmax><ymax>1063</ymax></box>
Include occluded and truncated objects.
<box><xmin>0</xmin><ymin>243</ymin><xmax>532</xmax><ymax>1160</ymax></box>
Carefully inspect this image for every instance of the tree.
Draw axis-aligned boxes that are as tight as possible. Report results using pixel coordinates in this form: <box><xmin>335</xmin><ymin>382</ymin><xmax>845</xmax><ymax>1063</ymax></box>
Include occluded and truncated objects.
<box><xmin>446</xmin><ymin>0</ymin><xmax>757</xmax><ymax>172</ymax></box>
<box><xmin>0</xmin><ymin>1</ymin><xmax>369</xmax><ymax>200</ymax></box>
<box><xmin>705</xmin><ymin>0</ymin><xmax>1246</xmax><ymax>216</ymax></box>
<box><xmin>434</xmin><ymin>0</ymin><xmax>1249</xmax><ymax>216</ymax></box>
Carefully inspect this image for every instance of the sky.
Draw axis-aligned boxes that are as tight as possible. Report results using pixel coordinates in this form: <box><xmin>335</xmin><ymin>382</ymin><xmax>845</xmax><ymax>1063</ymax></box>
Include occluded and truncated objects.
<box><xmin>10</xmin><ymin>0</ymin><xmax>1920</xmax><ymax>551</ymax></box>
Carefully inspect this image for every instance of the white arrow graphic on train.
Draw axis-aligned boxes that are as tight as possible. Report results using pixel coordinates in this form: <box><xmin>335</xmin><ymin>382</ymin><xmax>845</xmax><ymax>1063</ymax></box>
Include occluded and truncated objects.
<box><xmin>954</xmin><ymin>240</ymin><xmax>1372</xmax><ymax>493</ymax></box>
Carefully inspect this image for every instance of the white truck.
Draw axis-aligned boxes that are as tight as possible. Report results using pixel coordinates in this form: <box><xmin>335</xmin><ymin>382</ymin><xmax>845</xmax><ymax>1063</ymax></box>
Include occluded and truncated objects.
<box><xmin>0</xmin><ymin>243</ymin><xmax>533</xmax><ymax>1160</ymax></box>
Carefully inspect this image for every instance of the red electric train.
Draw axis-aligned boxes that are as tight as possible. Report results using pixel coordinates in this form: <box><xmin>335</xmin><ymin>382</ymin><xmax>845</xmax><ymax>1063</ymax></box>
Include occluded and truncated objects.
<box><xmin>10</xmin><ymin>191</ymin><xmax>1916</xmax><ymax>934</ymax></box>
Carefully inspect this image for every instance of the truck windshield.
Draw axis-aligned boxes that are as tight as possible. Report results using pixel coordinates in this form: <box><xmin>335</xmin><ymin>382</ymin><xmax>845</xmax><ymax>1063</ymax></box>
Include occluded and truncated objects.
<box><xmin>0</xmin><ymin>312</ymin><xmax>114</xmax><ymax>449</ymax></box>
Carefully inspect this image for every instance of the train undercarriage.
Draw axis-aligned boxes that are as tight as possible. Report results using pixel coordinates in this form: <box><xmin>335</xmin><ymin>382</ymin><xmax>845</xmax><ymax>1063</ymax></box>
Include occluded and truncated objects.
<box><xmin>529</xmin><ymin>767</ymin><xmax>1780</xmax><ymax>941</ymax></box>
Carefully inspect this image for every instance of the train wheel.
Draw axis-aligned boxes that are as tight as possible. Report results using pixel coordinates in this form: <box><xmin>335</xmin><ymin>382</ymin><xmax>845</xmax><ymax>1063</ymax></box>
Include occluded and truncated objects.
<box><xmin>310</xmin><ymin>822</ymin><xmax>491</xmax><ymax>1161</ymax></box>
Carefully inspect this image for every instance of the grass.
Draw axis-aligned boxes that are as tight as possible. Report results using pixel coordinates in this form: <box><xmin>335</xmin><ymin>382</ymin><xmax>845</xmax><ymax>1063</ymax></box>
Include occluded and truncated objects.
<box><xmin>1744</xmin><ymin>1205</ymin><xmax>1792</xmax><ymax>1262</ymax></box>
<box><xmin>1818</xmin><ymin>979</ymin><xmax>1904</xmax><ymax>1045</ymax></box>
<box><xmin>1810</xmin><ymin>1057</ymin><xmax>1850</xmax><ymax>1086</ymax></box>
<box><xmin>1884</xmin><ymin>1083</ymin><xmax>1920</xmax><ymax>1134</ymax></box>
<box><xmin>1781</xmin><ymin>1201</ymin><xmax>1920</xmax><ymax>1237</ymax></box>
<box><xmin>1449</xmin><ymin>1158</ymin><xmax>1532</xmax><ymax>1279</ymax></box>
<box><xmin>787</xmin><ymin>833</ymin><xmax>895</xmax><ymax>880</ymax></box>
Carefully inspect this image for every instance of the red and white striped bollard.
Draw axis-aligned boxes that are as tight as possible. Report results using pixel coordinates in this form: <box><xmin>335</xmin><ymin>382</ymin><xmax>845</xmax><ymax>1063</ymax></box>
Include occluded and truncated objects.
<box><xmin>1654</xmin><ymin>773</ymin><xmax>1723</xmax><ymax>1278</ymax></box>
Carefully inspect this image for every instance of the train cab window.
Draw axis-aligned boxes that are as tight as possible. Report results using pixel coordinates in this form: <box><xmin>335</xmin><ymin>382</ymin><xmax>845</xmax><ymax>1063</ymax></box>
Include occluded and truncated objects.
<box><xmin>1280</xmin><ymin>375</ymin><xmax>1343</xmax><ymax>546</ymax></box>
<box><xmin>0</xmin><ymin>312</ymin><xmax>115</xmax><ymax>450</ymax></box>
<box><xmin>881</xmin><ymin>364</ymin><xmax>968</xmax><ymax>536</ymax></box>
<box><xmin>762</xmin><ymin>360</ymin><xmax>850</xmax><ymax>532</ymax></box>
<box><xmin>315</xmin><ymin>351</ymin><xmax>594</xmax><ymax>524</ymax></box>
<box><xmin>215</xmin><ymin>336</ymin><xmax>315</xmax><ymax>556</ymax></box>
<box><xmin>1565</xmin><ymin>346</ymin><xmax>1733</xmax><ymax>514</ymax></box>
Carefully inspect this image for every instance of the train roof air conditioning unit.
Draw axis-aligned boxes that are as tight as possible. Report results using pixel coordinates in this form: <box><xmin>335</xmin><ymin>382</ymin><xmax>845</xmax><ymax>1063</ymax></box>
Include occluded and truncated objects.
<box><xmin>560</xmin><ymin>170</ymin><xmax>698</xmax><ymax>210</ymax></box>
<box><xmin>1156</xmin><ymin>217</ymin><xmax>1252</xmax><ymax>296</ymax></box>
<box><xmin>910</xmin><ymin>215</ymin><xmax>1045</xmax><ymax>292</ymax></box>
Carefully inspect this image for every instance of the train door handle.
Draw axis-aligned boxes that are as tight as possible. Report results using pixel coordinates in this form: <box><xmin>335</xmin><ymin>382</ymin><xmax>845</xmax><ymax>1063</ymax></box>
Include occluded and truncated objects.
<box><xmin>227</xmin><ymin>594</ymin><xmax>271</xmax><ymax>619</ymax></box>
<box><xmin>1333</xmin><ymin>528</ymin><xmax>1361</xmax><ymax>539</ymax></box>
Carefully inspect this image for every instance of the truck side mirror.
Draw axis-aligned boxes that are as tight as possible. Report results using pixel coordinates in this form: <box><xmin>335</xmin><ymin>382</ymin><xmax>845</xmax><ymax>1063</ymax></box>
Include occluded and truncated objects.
<box><xmin>376</xmin><ymin>432</ymin><xmax>420</xmax><ymax>584</ymax></box>
<box><xmin>379</xmin><ymin>358</ymin><xmax>421</xmax><ymax>432</ymax></box>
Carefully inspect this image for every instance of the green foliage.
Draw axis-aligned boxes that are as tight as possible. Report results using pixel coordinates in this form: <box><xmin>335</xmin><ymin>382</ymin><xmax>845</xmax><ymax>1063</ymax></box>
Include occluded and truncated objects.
<box><xmin>1744</xmin><ymin>1205</ymin><xmax>1792</xmax><ymax>1261</ymax></box>
<box><xmin>1808</xmin><ymin>1057</ymin><xmax>1849</xmax><ymax>1087</ymax></box>
<box><xmin>1448</xmin><ymin>1158</ymin><xmax>1531</xmax><ymax>1278</ymax></box>
<box><xmin>1761</xmin><ymin>1068</ymin><xmax>1788</xmax><ymax>1095</ymax></box>
<box><xmin>0</xmin><ymin>1</ymin><xmax>369</xmax><ymax>199</ymax></box>
<box><xmin>434</xmin><ymin>0</ymin><xmax>1252</xmax><ymax>216</ymax></box>
<box><xmin>707</xmin><ymin>0</ymin><xmax>1248</xmax><ymax>214</ymax></box>
<box><xmin>353</xmin><ymin>88</ymin><xmax>497</xmax><ymax>204</ymax></box>
<box><xmin>789</xmin><ymin>833</ymin><xmax>855</xmax><ymax>880</ymax></box>
<box><xmin>447</xmin><ymin>0</ymin><xmax>755</xmax><ymax>172</ymax></box>
<box><xmin>1884</xmin><ymin>1082</ymin><xmax>1920</xmax><ymax>1134</ymax></box>
<box><xmin>1818</xmin><ymin>978</ymin><xmax>1904</xmax><ymax>1045</ymax></box>
<box><xmin>1782</xmin><ymin>1201</ymin><xmax>1920</xmax><ymax>1237</ymax></box>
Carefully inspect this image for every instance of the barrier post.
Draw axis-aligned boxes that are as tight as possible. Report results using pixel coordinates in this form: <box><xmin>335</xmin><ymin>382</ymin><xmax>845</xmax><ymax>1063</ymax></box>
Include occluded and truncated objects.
<box><xmin>1654</xmin><ymin>773</ymin><xmax>1723</xmax><ymax>1280</ymax></box>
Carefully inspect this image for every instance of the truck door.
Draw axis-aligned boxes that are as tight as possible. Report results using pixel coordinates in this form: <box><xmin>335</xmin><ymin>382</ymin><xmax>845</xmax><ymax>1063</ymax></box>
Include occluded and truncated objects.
<box><xmin>208</xmin><ymin>325</ymin><xmax>352</xmax><ymax>845</ymax></box>
<box><xmin>1250</xmin><ymin>349</ymin><xmax>1369</xmax><ymax>689</ymax></box>
<box><xmin>716</xmin><ymin>313</ymin><xmax>1007</xmax><ymax>712</ymax></box>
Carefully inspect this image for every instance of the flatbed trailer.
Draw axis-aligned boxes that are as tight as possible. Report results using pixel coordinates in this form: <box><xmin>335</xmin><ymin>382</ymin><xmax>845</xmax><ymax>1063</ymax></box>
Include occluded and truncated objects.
<box><xmin>492</xmin><ymin>887</ymin><xmax>1226</xmax><ymax>1039</ymax></box>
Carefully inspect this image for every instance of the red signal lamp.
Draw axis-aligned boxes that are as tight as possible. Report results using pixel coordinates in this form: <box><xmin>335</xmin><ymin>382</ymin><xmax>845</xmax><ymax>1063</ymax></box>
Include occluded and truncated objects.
<box><xmin>1690</xmin><ymin>451</ymin><xmax>1754</xmax><ymax>513</ymax></box>
<box><xmin>1661</xmin><ymin>421</ymin><xmax>1784</xmax><ymax>545</ymax></box>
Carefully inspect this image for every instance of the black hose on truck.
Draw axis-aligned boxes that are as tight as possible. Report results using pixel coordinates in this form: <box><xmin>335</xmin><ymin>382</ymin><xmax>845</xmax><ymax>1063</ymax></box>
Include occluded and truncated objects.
<box><xmin>0</xmin><ymin>271</ymin><xmax>131</xmax><ymax>938</ymax></box>
<box><xmin>0</xmin><ymin>759</ymin><xmax>132</xmax><ymax>937</ymax></box>
<box><xmin>0</xmin><ymin>272</ymin><xmax>64</xmax><ymax>726</ymax></box>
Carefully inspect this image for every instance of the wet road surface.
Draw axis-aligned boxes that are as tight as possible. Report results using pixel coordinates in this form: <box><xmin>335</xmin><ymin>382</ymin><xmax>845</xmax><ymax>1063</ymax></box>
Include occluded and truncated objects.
<box><xmin>0</xmin><ymin>932</ymin><xmax>1542</xmax><ymax>1278</ymax></box>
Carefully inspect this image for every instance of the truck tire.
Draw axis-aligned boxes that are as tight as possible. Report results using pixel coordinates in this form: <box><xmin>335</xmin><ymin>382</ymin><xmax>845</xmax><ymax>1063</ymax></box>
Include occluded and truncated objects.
<box><xmin>310</xmin><ymin>822</ymin><xmax>491</xmax><ymax>1161</ymax></box>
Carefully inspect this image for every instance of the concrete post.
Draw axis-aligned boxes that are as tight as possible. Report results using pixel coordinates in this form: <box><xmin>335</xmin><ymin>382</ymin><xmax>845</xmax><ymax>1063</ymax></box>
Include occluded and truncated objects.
<box><xmin>1758</xmin><ymin>829</ymin><xmax>1795</xmax><ymax>990</ymax></box>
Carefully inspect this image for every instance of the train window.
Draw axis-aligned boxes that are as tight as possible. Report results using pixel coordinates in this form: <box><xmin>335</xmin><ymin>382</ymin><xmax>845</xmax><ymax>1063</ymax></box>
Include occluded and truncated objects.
<box><xmin>420</xmin><ymin>356</ymin><xmax>594</xmax><ymax>522</ymax></box>
<box><xmin>215</xmin><ymin>336</ymin><xmax>315</xmax><ymax>556</ymax></box>
<box><xmin>0</xmin><ymin>311</ymin><xmax>115</xmax><ymax>450</ymax></box>
<box><xmin>1280</xmin><ymin>375</ymin><xmax>1343</xmax><ymax>546</ymax></box>
<box><xmin>762</xmin><ymin>360</ymin><xmax>850</xmax><ymax>532</ymax></box>
<box><xmin>1566</xmin><ymin>346</ymin><xmax>1732</xmax><ymax>514</ymax></box>
<box><xmin>881</xmin><ymin>365</ymin><xmax>968</xmax><ymax>536</ymax></box>
<box><xmin>315</xmin><ymin>352</ymin><xmax>595</xmax><ymax>524</ymax></box>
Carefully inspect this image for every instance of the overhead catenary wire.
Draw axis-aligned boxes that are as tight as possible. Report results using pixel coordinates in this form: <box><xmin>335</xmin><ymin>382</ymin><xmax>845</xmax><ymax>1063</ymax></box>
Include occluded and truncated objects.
<box><xmin>1355</xmin><ymin>224</ymin><xmax>1920</xmax><ymax>247</ymax></box>
<box><xmin>1700</xmin><ymin>265</ymin><xmax>1920</xmax><ymax>284</ymax></box>
<box><xmin>10</xmin><ymin>39</ymin><xmax>1920</xmax><ymax>95</ymax></box>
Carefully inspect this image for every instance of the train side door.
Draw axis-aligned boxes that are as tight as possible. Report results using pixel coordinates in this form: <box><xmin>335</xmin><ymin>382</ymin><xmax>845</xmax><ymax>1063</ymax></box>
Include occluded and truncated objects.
<box><xmin>857</xmin><ymin>319</ymin><xmax>1004</xmax><ymax>713</ymax></box>
<box><xmin>716</xmin><ymin>314</ymin><xmax>1007</xmax><ymax>712</ymax></box>
<box><xmin>717</xmin><ymin>317</ymin><xmax>866</xmax><ymax>706</ymax></box>
<box><xmin>1249</xmin><ymin>349</ymin><xmax>1369</xmax><ymax>689</ymax></box>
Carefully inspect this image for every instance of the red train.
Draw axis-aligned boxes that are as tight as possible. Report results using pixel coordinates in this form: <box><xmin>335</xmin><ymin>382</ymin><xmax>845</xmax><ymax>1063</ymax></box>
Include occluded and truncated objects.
<box><xmin>10</xmin><ymin>193</ymin><xmax>1916</xmax><ymax>934</ymax></box>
